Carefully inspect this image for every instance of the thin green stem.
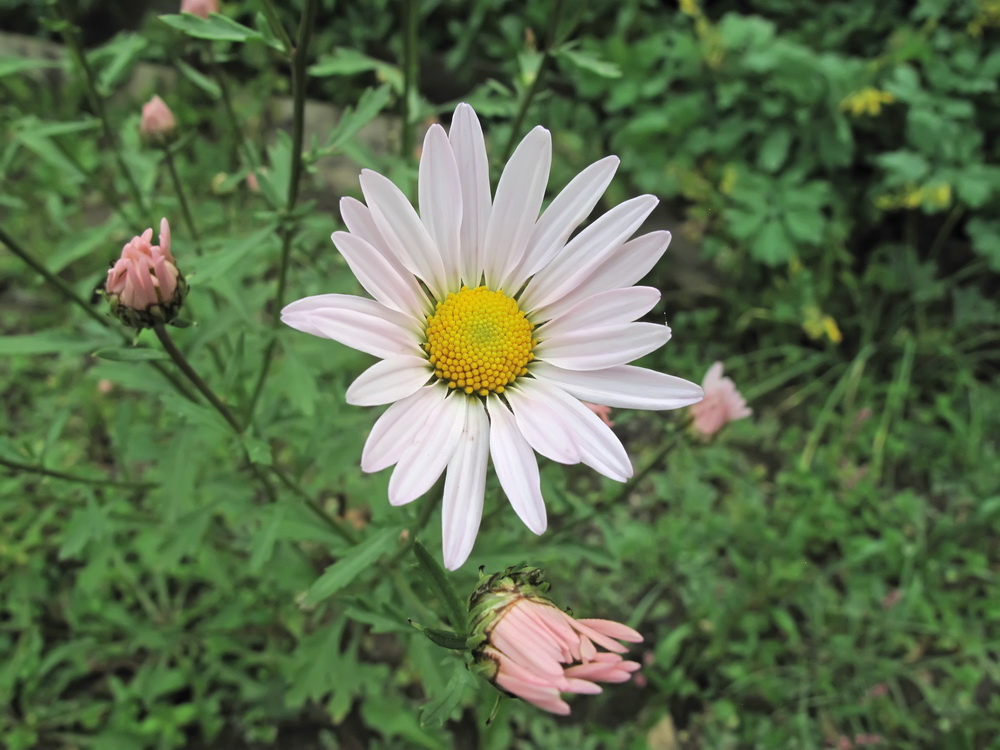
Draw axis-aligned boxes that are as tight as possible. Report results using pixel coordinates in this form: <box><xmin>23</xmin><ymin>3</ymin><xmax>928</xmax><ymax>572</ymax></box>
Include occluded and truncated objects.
<box><xmin>414</xmin><ymin>540</ymin><xmax>467</xmax><ymax>631</ymax></box>
<box><xmin>258</xmin><ymin>0</ymin><xmax>294</xmax><ymax>54</ymax></box>
<box><xmin>0</xmin><ymin>455</ymin><xmax>156</xmax><ymax>490</ymax></box>
<box><xmin>246</xmin><ymin>0</ymin><xmax>319</xmax><ymax>421</ymax></box>
<box><xmin>54</xmin><ymin>0</ymin><xmax>148</xmax><ymax>216</ymax></box>
<box><xmin>502</xmin><ymin>0</ymin><xmax>566</xmax><ymax>161</ymax></box>
<box><xmin>206</xmin><ymin>47</ymin><xmax>260</xmax><ymax>174</ymax></box>
<box><xmin>401</xmin><ymin>0</ymin><xmax>420</xmax><ymax>158</ymax></box>
<box><xmin>153</xmin><ymin>324</ymin><xmax>243</xmax><ymax>433</ymax></box>
<box><xmin>386</xmin><ymin>490</ymin><xmax>440</xmax><ymax>567</ymax></box>
<box><xmin>162</xmin><ymin>148</ymin><xmax>202</xmax><ymax>253</ymax></box>
<box><xmin>267</xmin><ymin>466</ymin><xmax>359</xmax><ymax>544</ymax></box>
<box><xmin>612</xmin><ymin>423</ymin><xmax>685</xmax><ymax>506</ymax></box>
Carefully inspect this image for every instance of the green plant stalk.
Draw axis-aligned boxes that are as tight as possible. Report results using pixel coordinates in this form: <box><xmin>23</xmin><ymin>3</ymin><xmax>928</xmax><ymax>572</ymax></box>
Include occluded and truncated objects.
<box><xmin>206</xmin><ymin>46</ymin><xmax>263</xmax><ymax>176</ymax></box>
<box><xmin>246</xmin><ymin>0</ymin><xmax>320</xmax><ymax>420</ymax></box>
<box><xmin>258</xmin><ymin>0</ymin><xmax>294</xmax><ymax>54</ymax></box>
<box><xmin>414</xmin><ymin>540</ymin><xmax>467</xmax><ymax>631</ymax></box>
<box><xmin>612</xmin><ymin>424</ymin><xmax>685</xmax><ymax>506</ymax></box>
<box><xmin>267</xmin><ymin>466</ymin><xmax>359</xmax><ymax>544</ymax></box>
<box><xmin>162</xmin><ymin>148</ymin><xmax>203</xmax><ymax>253</ymax></box>
<box><xmin>502</xmin><ymin>0</ymin><xmax>567</xmax><ymax>161</ymax></box>
<box><xmin>54</xmin><ymin>0</ymin><xmax>149</xmax><ymax>216</ymax></box>
<box><xmin>0</xmin><ymin>455</ymin><xmax>156</xmax><ymax>490</ymax></box>
<box><xmin>401</xmin><ymin>0</ymin><xmax>419</xmax><ymax>158</ymax></box>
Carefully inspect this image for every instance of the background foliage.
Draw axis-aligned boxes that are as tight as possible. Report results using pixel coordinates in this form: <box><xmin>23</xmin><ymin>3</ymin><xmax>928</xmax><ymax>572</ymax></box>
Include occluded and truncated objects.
<box><xmin>1</xmin><ymin>0</ymin><xmax>998</xmax><ymax>748</ymax></box>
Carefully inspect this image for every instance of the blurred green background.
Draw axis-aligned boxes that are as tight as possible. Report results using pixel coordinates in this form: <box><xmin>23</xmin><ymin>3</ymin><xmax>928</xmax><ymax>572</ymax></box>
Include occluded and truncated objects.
<box><xmin>1</xmin><ymin>0</ymin><xmax>999</xmax><ymax>748</ymax></box>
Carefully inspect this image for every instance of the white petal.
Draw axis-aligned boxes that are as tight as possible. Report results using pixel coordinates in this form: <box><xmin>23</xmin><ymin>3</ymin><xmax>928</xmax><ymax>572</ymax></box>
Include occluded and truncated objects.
<box><xmin>388</xmin><ymin>393</ymin><xmax>467</xmax><ymax>506</ymax></box>
<box><xmin>536</xmin><ymin>286</ymin><xmax>660</xmax><ymax>337</ymax></box>
<box><xmin>340</xmin><ymin>196</ymin><xmax>383</xmax><ymax>247</ymax></box>
<box><xmin>362</xmin><ymin>385</ymin><xmax>446</xmax><ymax>473</ymax></box>
<box><xmin>345</xmin><ymin>355</ymin><xmax>432</xmax><ymax>406</ymax></box>
<box><xmin>449</xmin><ymin>103</ymin><xmax>491</xmax><ymax>286</ymax></box>
<box><xmin>360</xmin><ymin>169</ymin><xmax>448</xmax><ymax>298</ymax></box>
<box><xmin>535</xmin><ymin>322</ymin><xmax>672</xmax><ymax>370</ymax></box>
<box><xmin>517</xmin><ymin>379</ymin><xmax>632</xmax><ymax>482</ymax></box>
<box><xmin>332</xmin><ymin>231</ymin><xmax>428</xmax><ymax>319</ymax></box>
<box><xmin>486</xmin><ymin>396</ymin><xmax>546</xmax><ymax>534</ymax></box>
<box><xmin>519</xmin><ymin>195</ymin><xmax>658</xmax><ymax>312</ymax></box>
<box><xmin>419</xmin><ymin>125</ymin><xmax>463</xmax><ymax>290</ymax></box>
<box><xmin>531</xmin><ymin>362</ymin><xmax>704</xmax><ymax>410</ymax></box>
<box><xmin>502</xmin><ymin>155</ymin><xmax>619</xmax><ymax>292</ymax></box>
<box><xmin>441</xmin><ymin>400</ymin><xmax>489</xmax><ymax>570</ymax></box>
<box><xmin>533</xmin><ymin>231</ymin><xmax>671</xmax><ymax>321</ymax></box>
<box><xmin>505</xmin><ymin>385</ymin><xmax>581</xmax><ymax>465</ymax></box>
<box><xmin>281</xmin><ymin>294</ymin><xmax>421</xmax><ymax>359</ymax></box>
<box><xmin>482</xmin><ymin>126</ymin><xmax>551</xmax><ymax>290</ymax></box>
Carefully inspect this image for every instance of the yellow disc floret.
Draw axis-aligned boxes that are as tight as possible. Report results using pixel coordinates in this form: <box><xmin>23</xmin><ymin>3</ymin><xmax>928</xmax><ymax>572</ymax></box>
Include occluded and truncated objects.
<box><xmin>424</xmin><ymin>286</ymin><xmax>535</xmax><ymax>396</ymax></box>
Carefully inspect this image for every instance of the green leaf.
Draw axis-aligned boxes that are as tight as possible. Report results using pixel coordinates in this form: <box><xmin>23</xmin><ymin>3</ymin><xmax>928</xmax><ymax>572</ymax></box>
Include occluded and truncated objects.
<box><xmin>186</xmin><ymin>225</ymin><xmax>278</xmax><ymax>283</ymax></box>
<box><xmin>309</xmin><ymin>48</ymin><xmax>402</xmax><ymax>88</ymax></box>
<box><xmin>783</xmin><ymin>209</ymin><xmax>824</xmax><ymax>244</ymax></box>
<box><xmin>176</xmin><ymin>59</ymin><xmax>221</xmax><ymax>98</ymax></box>
<box><xmin>159</xmin><ymin>13</ymin><xmax>262</xmax><ymax>43</ymax></box>
<box><xmin>0</xmin><ymin>56</ymin><xmax>60</xmax><ymax>78</ymax></box>
<box><xmin>413</xmin><ymin>540</ymin><xmax>467</xmax><ymax>633</ymax></box>
<box><xmin>556</xmin><ymin>45</ymin><xmax>622</xmax><ymax>78</ymax></box>
<box><xmin>303</xmin><ymin>528</ymin><xmax>400</xmax><ymax>605</ymax></box>
<box><xmin>96</xmin><ymin>33</ymin><xmax>147</xmax><ymax>94</ymax></box>
<box><xmin>0</xmin><ymin>333</ymin><xmax>107</xmax><ymax>355</ymax></box>
<box><xmin>240</xmin><ymin>433</ymin><xmax>273</xmax><ymax>466</ymax></box>
<box><xmin>408</xmin><ymin>621</ymin><xmax>468</xmax><ymax>650</ymax></box>
<box><xmin>966</xmin><ymin>218</ymin><xmax>1000</xmax><ymax>271</ymax></box>
<box><xmin>757</xmin><ymin>128</ymin><xmax>792</xmax><ymax>172</ymax></box>
<box><xmin>751</xmin><ymin>218</ymin><xmax>795</xmax><ymax>265</ymax></box>
<box><xmin>420</xmin><ymin>669</ymin><xmax>473</xmax><ymax>727</ymax></box>
<box><xmin>327</xmin><ymin>85</ymin><xmax>394</xmax><ymax>151</ymax></box>
<box><xmin>93</xmin><ymin>347</ymin><xmax>170</xmax><ymax>362</ymax></box>
<box><xmin>249</xmin><ymin>506</ymin><xmax>284</xmax><ymax>572</ymax></box>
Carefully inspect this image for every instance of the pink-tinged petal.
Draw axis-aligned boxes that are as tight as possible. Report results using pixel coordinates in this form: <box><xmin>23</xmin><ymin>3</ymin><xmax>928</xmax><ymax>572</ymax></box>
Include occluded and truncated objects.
<box><xmin>419</xmin><ymin>124</ymin><xmax>463</xmax><ymax>290</ymax></box>
<box><xmin>449</xmin><ymin>103</ymin><xmax>491</xmax><ymax>286</ymax></box>
<box><xmin>535</xmin><ymin>322</ymin><xmax>672</xmax><ymax>371</ymax></box>
<box><xmin>331</xmin><ymin>231</ymin><xmax>428</xmax><ymax>319</ymax></box>
<box><xmin>387</xmin><ymin>394</ymin><xmax>466</xmax><ymax>505</ymax></box>
<box><xmin>345</xmin><ymin>355</ymin><xmax>431</xmax><ymax>407</ymax></box>
<box><xmin>505</xmin><ymin>385</ymin><xmax>581</xmax><ymax>465</ymax></box>
<box><xmin>340</xmin><ymin>196</ymin><xmax>382</xmax><ymax>245</ymax></box>
<box><xmin>441</xmin><ymin>400</ymin><xmax>489</xmax><ymax>570</ymax></box>
<box><xmin>516</xmin><ymin>379</ymin><xmax>632</xmax><ymax>481</ymax></box>
<box><xmin>563</xmin><ymin>661</ymin><xmax>635</xmax><ymax>683</ymax></box>
<box><xmin>519</xmin><ymin>195</ymin><xmax>658</xmax><ymax>312</ymax></box>
<box><xmin>575</xmin><ymin>619</ymin><xmax>644</xmax><ymax>643</ymax></box>
<box><xmin>564</xmin><ymin>678</ymin><xmax>603</xmax><ymax>694</ymax></box>
<box><xmin>536</xmin><ymin>286</ymin><xmax>660</xmax><ymax>336</ymax></box>
<box><xmin>281</xmin><ymin>294</ymin><xmax>421</xmax><ymax>359</ymax></box>
<box><xmin>482</xmin><ymin>126</ymin><xmax>551</xmax><ymax>290</ymax></box>
<box><xmin>486</xmin><ymin>396</ymin><xmax>547</xmax><ymax>534</ymax></box>
<box><xmin>532</xmin><ymin>230</ymin><xmax>671</xmax><ymax>321</ymax></box>
<box><xmin>503</xmin><ymin>155</ymin><xmax>620</xmax><ymax>292</ymax></box>
<box><xmin>495</xmin><ymin>672</ymin><xmax>571</xmax><ymax>715</ymax></box>
<box><xmin>158</xmin><ymin>217</ymin><xmax>172</xmax><ymax>260</ymax></box>
<box><xmin>690</xmin><ymin>361</ymin><xmax>752</xmax><ymax>436</ymax></box>
<box><xmin>361</xmin><ymin>385</ymin><xmax>446</xmax><ymax>472</ymax></box>
<box><xmin>359</xmin><ymin>169</ymin><xmax>448</xmax><ymax>297</ymax></box>
<box><xmin>569</xmin><ymin>619</ymin><xmax>631</xmax><ymax>653</ymax></box>
<box><xmin>531</xmin><ymin>362</ymin><xmax>704</xmax><ymax>410</ymax></box>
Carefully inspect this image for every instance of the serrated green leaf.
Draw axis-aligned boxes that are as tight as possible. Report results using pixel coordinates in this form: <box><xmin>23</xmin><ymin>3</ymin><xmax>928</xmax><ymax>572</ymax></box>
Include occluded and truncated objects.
<box><xmin>751</xmin><ymin>218</ymin><xmax>795</xmax><ymax>265</ymax></box>
<box><xmin>420</xmin><ymin>669</ymin><xmax>472</xmax><ymax>727</ymax></box>
<box><xmin>303</xmin><ymin>528</ymin><xmax>400</xmax><ymax>605</ymax></box>
<box><xmin>328</xmin><ymin>85</ymin><xmax>394</xmax><ymax>151</ymax></box>
<box><xmin>176</xmin><ymin>59</ymin><xmax>221</xmax><ymax>98</ymax></box>
<box><xmin>159</xmin><ymin>13</ymin><xmax>262</xmax><ymax>43</ymax></box>
<box><xmin>96</xmin><ymin>33</ymin><xmax>147</xmax><ymax>94</ymax></box>
<box><xmin>240</xmin><ymin>434</ymin><xmax>273</xmax><ymax>466</ymax></box>
<box><xmin>93</xmin><ymin>347</ymin><xmax>170</xmax><ymax>362</ymax></box>
<box><xmin>758</xmin><ymin>128</ymin><xmax>792</xmax><ymax>172</ymax></box>
<box><xmin>556</xmin><ymin>46</ymin><xmax>622</xmax><ymax>78</ymax></box>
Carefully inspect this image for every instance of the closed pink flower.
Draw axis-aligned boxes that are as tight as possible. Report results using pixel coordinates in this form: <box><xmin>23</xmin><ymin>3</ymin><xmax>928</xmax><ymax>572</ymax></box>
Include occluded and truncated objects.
<box><xmin>104</xmin><ymin>219</ymin><xmax>186</xmax><ymax>328</ymax></box>
<box><xmin>689</xmin><ymin>361</ymin><xmax>751</xmax><ymax>436</ymax></box>
<box><xmin>584</xmin><ymin>402</ymin><xmax>614</xmax><ymax>427</ymax></box>
<box><xmin>181</xmin><ymin>0</ymin><xmax>219</xmax><ymax>18</ymax></box>
<box><xmin>139</xmin><ymin>96</ymin><xmax>177</xmax><ymax>144</ymax></box>
<box><xmin>470</xmin><ymin>567</ymin><xmax>642</xmax><ymax>715</ymax></box>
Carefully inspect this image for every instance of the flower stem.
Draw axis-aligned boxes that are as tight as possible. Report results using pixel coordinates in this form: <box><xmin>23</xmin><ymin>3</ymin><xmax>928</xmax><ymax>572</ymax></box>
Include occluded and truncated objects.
<box><xmin>400</xmin><ymin>0</ymin><xmax>420</xmax><ymax>158</ymax></box>
<box><xmin>267</xmin><ymin>466</ymin><xmax>359</xmax><ymax>545</ymax></box>
<box><xmin>152</xmin><ymin>324</ymin><xmax>243</xmax><ymax>434</ymax></box>
<box><xmin>54</xmin><ymin>0</ymin><xmax>149</xmax><ymax>217</ymax></box>
<box><xmin>612</xmin><ymin>424</ymin><xmax>685</xmax><ymax>506</ymax></box>
<box><xmin>0</xmin><ymin>455</ymin><xmax>156</xmax><ymax>490</ymax></box>
<box><xmin>258</xmin><ymin>0</ymin><xmax>294</xmax><ymax>54</ymax></box>
<box><xmin>246</xmin><ymin>0</ymin><xmax>319</xmax><ymax>421</ymax></box>
<box><xmin>502</xmin><ymin>0</ymin><xmax>567</xmax><ymax>161</ymax></box>
<box><xmin>162</xmin><ymin>147</ymin><xmax>203</xmax><ymax>253</ymax></box>
<box><xmin>413</xmin><ymin>540</ymin><xmax>467</xmax><ymax>632</ymax></box>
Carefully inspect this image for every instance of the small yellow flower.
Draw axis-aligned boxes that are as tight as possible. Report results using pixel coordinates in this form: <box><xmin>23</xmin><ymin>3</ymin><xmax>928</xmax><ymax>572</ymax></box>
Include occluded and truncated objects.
<box><xmin>840</xmin><ymin>87</ymin><xmax>895</xmax><ymax>118</ymax></box>
<box><xmin>802</xmin><ymin>306</ymin><xmax>842</xmax><ymax>344</ymax></box>
<box><xmin>719</xmin><ymin>164</ymin><xmax>738</xmax><ymax>195</ymax></box>
<box><xmin>679</xmin><ymin>0</ymin><xmax>700</xmax><ymax>16</ymax></box>
<box><xmin>928</xmin><ymin>183</ymin><xmax>952</xmax><ymax>209</ymax></box>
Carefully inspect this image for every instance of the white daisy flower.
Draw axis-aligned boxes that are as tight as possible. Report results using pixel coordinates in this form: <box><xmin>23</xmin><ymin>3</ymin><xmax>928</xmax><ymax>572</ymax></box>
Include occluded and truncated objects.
<box><xmin>282</xmin><ymin>103</ymin><xmax>703</xmax><ymax>570</ymax></box>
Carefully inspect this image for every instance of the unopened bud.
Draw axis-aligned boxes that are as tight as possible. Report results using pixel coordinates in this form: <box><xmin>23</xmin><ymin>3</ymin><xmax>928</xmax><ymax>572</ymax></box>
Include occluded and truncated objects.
<box><xmin>181</xmin><ymin>0</ymin><xmax>219</xmax><ymax>18</ymax></box>
<box><xmin>103</xmin><ymin>219</ymin><xmax>187</xmax><ymax>329</ymax></box>
<box><xmin>140</xmin><ymin>96</ymin><xmax>177</xmax><ymax>146</ymax></box>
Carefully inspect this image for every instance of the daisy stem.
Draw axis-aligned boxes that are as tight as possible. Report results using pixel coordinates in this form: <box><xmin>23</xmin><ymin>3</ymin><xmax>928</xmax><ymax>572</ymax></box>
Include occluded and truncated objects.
<box><xmin>245</xmin><ymin>0</ymin><xmax>319</xmax><ymax>422</ymax></box>
<box><xmin>400</xmin><ymin>0</ymin><xmax>420</xmax><ymax>159</ymax></box>
<box><xmin>153</xmin><ymin>324</ymin><xmax>243</xmax><ymax>434</ymax></box>
<box><xmin>162</xmin><ymin>147</ymin><xmax>203</xmax><ymax>254</ymax></box>
<box><xmin>54</xmin><ymin>0</ymin><xmax>149</xmax><ymax>219</ymax></box>
<box><xmin>414</xmin><ymin>540</ymin><xmax>468</xmax><ymax>633</ymax></box>
<box><xmin>502</xmin><ymin>0</ymin><xmax>567</xmax><ymax>161</ymax></box>
<box><xmin>0</xmin><ymin>222</ymin><xmax>198</xmax><ymax>401</ymax></box>
<box><xmin>0</xmin><ymin>455</ymin><xmax>156</xmax><ymax>490</ymax></box>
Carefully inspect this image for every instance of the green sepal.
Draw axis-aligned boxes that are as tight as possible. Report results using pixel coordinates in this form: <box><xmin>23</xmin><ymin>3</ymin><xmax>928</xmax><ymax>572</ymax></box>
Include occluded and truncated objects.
<box><xmin>408</xmin><ymin>619</ymin><xmax>469</xmax><ymax>651</ymax></box>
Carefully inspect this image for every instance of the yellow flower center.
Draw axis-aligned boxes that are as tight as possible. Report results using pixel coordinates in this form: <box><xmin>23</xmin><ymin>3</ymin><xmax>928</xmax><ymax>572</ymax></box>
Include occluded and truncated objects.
<box><xmin>424</xmin><ymin>286</ymin><xmax>535</xmax><ymax>396</ymax></box>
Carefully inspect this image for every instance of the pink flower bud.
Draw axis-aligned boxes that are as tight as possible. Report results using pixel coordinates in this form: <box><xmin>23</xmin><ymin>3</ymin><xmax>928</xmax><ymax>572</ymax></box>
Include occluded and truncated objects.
<box><xmin>139</xmin><ymin>96</ymin><xmax>177</xmax><ymax>145</ymax></box>
<box><xmin>469</xmin><ymin>567</ymin><xmax>643</xmax><ymax>715</ymax></box>
<box><xmin>104</xmin><ymin>219</ymin><xmax>186</xmax><ymax>329</ymax></box>
<box><xmin>584</xmin><ymin>402</ymin><xmax>614</xmax><ymax>427</ymax></box>
<box><xmin>180</xmin><ymin>0</ymin><xmax>219</xmax><ymax>18</ymax></box>
<box><xmin>688</xmin><ymin>361</ymin><xmax>751</xmax><ymax>436</ymax></box>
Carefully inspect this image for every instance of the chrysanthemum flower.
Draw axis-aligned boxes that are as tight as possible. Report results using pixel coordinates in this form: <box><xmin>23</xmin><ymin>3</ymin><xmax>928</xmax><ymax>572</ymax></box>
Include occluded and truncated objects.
<box><xmin>688</xmin><ymin>361</ymin><xmax>751</xmax><ymax>436</ymax></box>
<box><xmin>468</xmin><ymin>566</ymin><xmax>642</xmax><ymax>715</ymax></box>
<box><xmin>282</xmin><ymin>103</ymin><xmax>702</xmax><ymax>569</ymax></box>
<box><xmin>139</xmin><ymin>95</ymin><xmax>177</xmax><ymax>145</ymax></box>
<box><xmin>104</xmin><ymin>219</ymin><xmax>186</xmax><ymax>329</ymax></box>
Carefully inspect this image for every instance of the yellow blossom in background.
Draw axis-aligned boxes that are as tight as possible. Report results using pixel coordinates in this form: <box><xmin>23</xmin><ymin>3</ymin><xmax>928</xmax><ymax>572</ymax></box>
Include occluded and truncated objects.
<box><xmin>802</xmin><ymin>306</ymin><xmax>842</xmax><ymax>344</ymax></box>
<box><xmin>874</xmin><ymin>182</ymin><xmax>952</xmax><ymax>211</ymax></box>
<box><xmin>840</xmin><ymin>87</ymin><xmax>895</xmax><ymax>117</ymax></box>
<box><xmin>679</xmin><ymin>0</ymin><xmax>699</xmax><ymax>16</ymax></box>
<box><xmin>968</xmin><ymin>0</ymin><xmax>1000</xmax><ymax>35</ymax></box>
<box><xmin>719</xmin><ymin>164</ymin><xmax>738</xmax><ymax>195</ymax></box>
